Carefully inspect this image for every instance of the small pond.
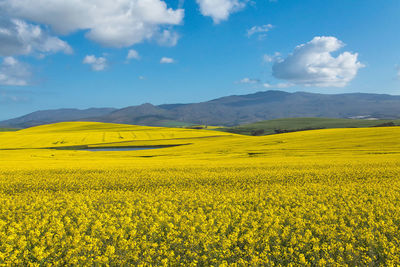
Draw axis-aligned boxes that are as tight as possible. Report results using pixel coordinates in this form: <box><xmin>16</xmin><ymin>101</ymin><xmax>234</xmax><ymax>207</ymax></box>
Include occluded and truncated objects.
<box><xmin>51</xmin><ymin>144</ymin><xmax>184</xmax><ymax>151</ymax></box>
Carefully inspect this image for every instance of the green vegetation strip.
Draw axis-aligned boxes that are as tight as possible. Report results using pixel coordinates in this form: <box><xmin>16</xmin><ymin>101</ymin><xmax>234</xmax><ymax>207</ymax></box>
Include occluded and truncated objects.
<box><xmin>217</xmin><ymin>117</ymin><xmax>400</xmax><ymax>136</ymax></box>
<box><xmin>0</xmin><ymin>128</ymin><xmax>19</xmax><ymax>132</ymax></box>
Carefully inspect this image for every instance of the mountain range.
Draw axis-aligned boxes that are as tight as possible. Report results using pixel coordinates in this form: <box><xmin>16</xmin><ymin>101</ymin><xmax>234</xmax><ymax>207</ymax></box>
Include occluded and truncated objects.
<box><xmin>2</xmin><ymin>90</ymin><xmax>400</xmax><ymax>128</ymax></box>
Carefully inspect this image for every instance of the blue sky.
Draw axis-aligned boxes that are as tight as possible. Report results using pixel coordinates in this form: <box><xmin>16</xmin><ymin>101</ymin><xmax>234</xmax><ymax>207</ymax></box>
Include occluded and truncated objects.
<box><xmin>0</xmin><ymin>0</ymin><xmax>400</xmax><ymax>120</ymax></box>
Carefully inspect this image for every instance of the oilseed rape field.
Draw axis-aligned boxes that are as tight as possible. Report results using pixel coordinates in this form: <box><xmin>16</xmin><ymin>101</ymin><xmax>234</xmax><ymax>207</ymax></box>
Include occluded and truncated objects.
<box><xmin>0</xmin><ymin>122</ymin><xmax>400</xmax><ymax>265</ymax></box>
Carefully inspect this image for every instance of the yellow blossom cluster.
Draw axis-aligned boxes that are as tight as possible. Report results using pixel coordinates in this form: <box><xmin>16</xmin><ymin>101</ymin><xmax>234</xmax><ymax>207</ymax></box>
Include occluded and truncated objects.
<box><xmin>1</xmin><ymin>163</ymin><xmax>400</xmax><ymax>265</ymax></box>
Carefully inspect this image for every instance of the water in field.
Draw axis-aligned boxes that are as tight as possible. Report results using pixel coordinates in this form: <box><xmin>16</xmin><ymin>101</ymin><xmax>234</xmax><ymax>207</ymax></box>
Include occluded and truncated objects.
<box><xmin>82</xmin><ymin>147</ymin><xmax>164</xmax><ymax>152</ymax></box>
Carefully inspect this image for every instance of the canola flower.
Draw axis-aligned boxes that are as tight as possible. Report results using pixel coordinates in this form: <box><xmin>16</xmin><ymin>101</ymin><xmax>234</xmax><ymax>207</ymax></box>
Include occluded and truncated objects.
<box><xmin>0</xmin><ymin>122</ymin><xmax>399</xmax><ymax>265</ymax></box>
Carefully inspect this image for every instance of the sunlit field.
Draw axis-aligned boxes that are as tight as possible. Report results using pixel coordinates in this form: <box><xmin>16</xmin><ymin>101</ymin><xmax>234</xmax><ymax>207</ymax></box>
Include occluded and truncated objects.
<box><xmin>1</xmin><ymin>122</ymin><xmax>400</xmax><ymax>265</ymax></box>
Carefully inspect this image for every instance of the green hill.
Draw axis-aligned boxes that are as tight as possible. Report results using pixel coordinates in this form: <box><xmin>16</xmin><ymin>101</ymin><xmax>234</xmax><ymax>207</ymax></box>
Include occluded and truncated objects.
<box><xmin>217</xmin><ymin>117</ymin><xmax>400</xmax><ymax>135</ymax></box>
<box><xmin>0</xmin><ymin>128</ymin><xmax>18</xmax><ymax>132</ymax></box>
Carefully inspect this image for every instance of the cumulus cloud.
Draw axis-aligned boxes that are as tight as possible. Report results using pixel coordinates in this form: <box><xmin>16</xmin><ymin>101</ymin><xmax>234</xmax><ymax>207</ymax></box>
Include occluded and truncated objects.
<box><xmin>237</xmin><ymin>77</ymin><xmax>260</xmax><ymax>84</ymax></box>
<box><xmin>83</xmin><ymin>55</ymin><xmax>107</xmax><ymax>71</ymax></box>
<box><xmin>196</xmin><ymin>0</ymin><xmax>247</xmax><ymax>23</ymax></box>
<box><xmin>0</xmin><ymin>18</ymin><xmax>72</xmax><ymax>57</ymax></box>
<box><xmin>127</xmin><ymin>49</ymin><xmax>140</xmax><ymax>60</ymax></box>
<box><xmin>247</xmin><ymin>24</ymin><xmax>273</xmax><ymax>39</ymax></box>
<box><xmin>272</xmin><ymin>36</ymin><xmax>364</xmax><ymax>87</ymax></box>
<box><xmin>160</xmin><ymin>57</ymin><xmax>175</xmax><ymax>64</ymax></box>
<box><xmin>1</xmin><ymin>0</ymin><xmax>184</xmax><ymax>47</ymax></box>
<box><xmin>0</xmin><ymin>57</ymin><xmax>31</xmax><ymax>86</ymax></box>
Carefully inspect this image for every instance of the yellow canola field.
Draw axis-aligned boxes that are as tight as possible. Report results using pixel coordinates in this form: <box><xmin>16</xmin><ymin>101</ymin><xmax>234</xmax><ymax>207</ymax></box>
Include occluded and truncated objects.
<box><xmin>0</xmin><ymin>122</ymin><xmax>400</xmax><ymax>265</ymax></box>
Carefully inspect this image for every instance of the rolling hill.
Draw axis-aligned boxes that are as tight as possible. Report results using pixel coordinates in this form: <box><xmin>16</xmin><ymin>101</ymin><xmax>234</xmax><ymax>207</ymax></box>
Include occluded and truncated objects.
<box><xmin>2</xmin><ymin>90</ymin><xmax>400</xmax><ymax>128</ymax></box>
<box><xmin>0</xmin><ymin>121</ymin><xmax>233</xmax><ymax>150</ymax></box>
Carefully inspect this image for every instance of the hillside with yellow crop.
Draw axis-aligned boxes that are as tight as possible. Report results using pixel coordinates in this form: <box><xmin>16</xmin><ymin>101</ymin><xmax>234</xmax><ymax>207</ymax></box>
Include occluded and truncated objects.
<box><xmin>0</xmin><ymin>122</ymin><xmax>400</xmax><ymax>265</ymax></box>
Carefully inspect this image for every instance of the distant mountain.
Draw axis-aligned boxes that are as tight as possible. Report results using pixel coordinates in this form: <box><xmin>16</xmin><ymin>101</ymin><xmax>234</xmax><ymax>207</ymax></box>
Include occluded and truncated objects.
<box><xmin>2</xmin><ymin>90</ymin><xmax>400</xmax><ymax>128</ymax></box>
<box><xmin>0</xmin><ymin>108</ymin><xmax>116</xmax><ymax>128</ymax></box>
<box><xmin>97</xmin><ymin>103</ymin><xmax>175</xmax><ymax>125</ymax></box>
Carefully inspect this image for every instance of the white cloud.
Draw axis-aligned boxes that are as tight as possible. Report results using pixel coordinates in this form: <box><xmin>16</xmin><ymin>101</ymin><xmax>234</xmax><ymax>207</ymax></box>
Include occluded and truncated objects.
<box><xmin>138</xmin><ymin>76</ymin><xmax>146</xmax><ymax>80</ymax></box>
<box><xmin>263</xmin><ymin>52</ymin><xmax>281</xmax><ymax>63</ymax></box>
<box><xmin>237</xmin><ymin>77</ymin><xmax>293</xmax><ymax>89</ymax></box>
<box><xmin>127</xmin><ymin>49</ymin><xmax>140</xmax><ymax>60</ymax></box>
<box><xmin>247</xmin><ymin>24</ymin><xmax>273</xmax><ymax>38</ymax></box>
<box><xmin>83</xmin><ymin>55</ymin><xmax>107</xmax><ymax>71</ymax></box>
<box><xmin>0</xmin><ymin>57</ymin><xmax>31</xmax><ymax>86</ymax></box>
<box><xmin>263</xmin><ymin>82</ymin><xmax>293</xmax><ymax>89</ymax></box>
<box><xmin>1</xmin><ymin>0</ymin><xmax>184</xmax><ymax>48</ymax></box>
<box><xmin>0</xmin><ymin>18</ymin><xmax>72</xmax><ymax>57</ymax></box>
<box><xmin>396</xmin><ymin>65</ymin><xmax>400</xmax><ymax>79</ymax></box>
<box><xmin>156</xmin><ymin>29</ymin><xmax>180</xmax><ymax>46</ymax></box>
<box><xmin>160</xmin><ymin>57</ymin><xmax>175</xmax><ymax>64</ymax></box>
<box><xmin>272</xmin><ymin>36</ymin><xmax>365</xmax><ymax>87</ymax></box>
<box><xmin>0</xmin><ymin>89</ymin><xmax>29</xmax><ymax>103</ymax></box>
<box><xmin>238</xmin><ymin>77</ymin><xmax>260</xmax><ymax>84</ymax></box>
<box><xmin>196</xmin><ymin>0</ymin><xmax>246</xmax><ymax>23</ymax></box>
